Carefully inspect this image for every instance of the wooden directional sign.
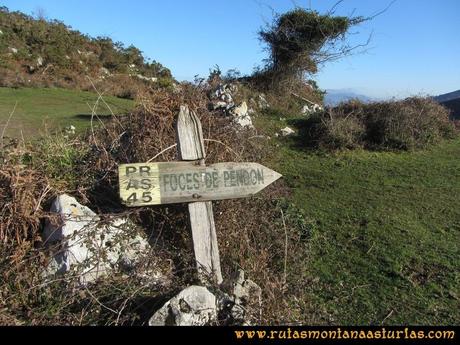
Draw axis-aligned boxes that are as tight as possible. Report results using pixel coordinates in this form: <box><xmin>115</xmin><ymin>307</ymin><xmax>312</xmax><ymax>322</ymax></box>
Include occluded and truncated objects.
<box><xmin>118</xmin><ymin>161</ymin><xmax>282</xmax><ymax>207</ymax></box>
<box><xmin>117</xmin><ymin>105</ymin><xmax>282</xmax><ymax>285</ymax></box>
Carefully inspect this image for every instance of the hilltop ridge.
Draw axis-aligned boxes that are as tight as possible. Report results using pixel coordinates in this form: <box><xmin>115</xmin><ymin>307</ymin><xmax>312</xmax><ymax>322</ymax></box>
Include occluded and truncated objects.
<box><xmin>0</xmin><ymin>6</ymin><xmax>174</xmax><ymax>98</ymax></box>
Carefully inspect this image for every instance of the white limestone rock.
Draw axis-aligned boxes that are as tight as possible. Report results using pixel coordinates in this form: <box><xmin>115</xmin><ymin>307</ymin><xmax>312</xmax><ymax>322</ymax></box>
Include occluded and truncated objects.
<box><xmin>257</xmin><ymin>93</ymin><xmax>270</xmax><ymax>109</ymax></box>
<box><xmin>230</xmin><ymin>270</ymin><xmax>262</xmax><ymax>324</ymax></box>
<box><xmin>210</xmin><ymin>84</ymin><xmax>235</xmax><ymax>110</ymax></box>
<box><xmin>136</xmin><ymin>74</ymin><xmax>157</xmax><ymax>83</ymax></box>
<box><xmin>100</xmin><ymin>67</ymin><xmax>110</xmax><ymax>76</ymax></box>
<box><xmin>301</xmin><ymin>103</ymin><xmax>323</xmax><ymax>115</ymax></box>
<box><xmin>280</xmin><ymin>126</ymin><xmax>295</xmax><ymax>137</ymax></box>
<box><xmin>64</xmin><ymin>125</ymin><xmax>76</xmax><ymax>135</ymax></box>
<box><xmin>149</xmin><ymin>286</ymin><xmax>217</xmax><ymax>326</ymax></box>
<box><xmin>230</xmin><ymin>101</ymin><xmax>253</xmax><ymax>129</ymax></box>
<box><xmin>43</xmin><ymin>194</ymin><xmax>153</xmax><ymax>284</ymax></box>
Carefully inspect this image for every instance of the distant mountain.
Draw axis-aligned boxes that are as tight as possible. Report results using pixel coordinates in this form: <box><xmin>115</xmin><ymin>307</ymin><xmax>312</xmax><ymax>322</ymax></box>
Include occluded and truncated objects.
<box><xmin>434</xmin><ymin>90</ymin><xmax>460</xmax><ymax>120</ymax></box>
<box><xmin>434</xmin><ymin>90</ymin><xmax>460</xmax><ymax>103</ymax></box>
<box><xmin>324</xmin><ymin>89</ymin><xmax>374</xmax><ymax>106</ymax></box>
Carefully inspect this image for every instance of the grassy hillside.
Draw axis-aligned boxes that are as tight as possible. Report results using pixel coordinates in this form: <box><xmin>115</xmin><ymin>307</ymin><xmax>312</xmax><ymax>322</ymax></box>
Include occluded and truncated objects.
<box><xmin>278</xmin><ymin>140</ymin><xmax>459</xmax><ymax>324</ymax></box>
<box><xmin>254</xmin><ymin>111</ymin><xmax>460</xmax><ymax>324</ymax></box>
<box><xmin>0</xmin><ymin>6</ymin><xmax>173</xmax><ymax>98</ymax></box>
<box><xmin>0</xmin><ymin>87</ymin><xmax>134</xmax><ymax>138</ymax></box>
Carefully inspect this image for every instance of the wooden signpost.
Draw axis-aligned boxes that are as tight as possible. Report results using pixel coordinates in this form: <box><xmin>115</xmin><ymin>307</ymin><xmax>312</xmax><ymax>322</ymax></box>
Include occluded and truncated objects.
<box><xmin>118</xmin><ymin>105</ymin><xmax>282</xmax><ymax>284</ymax></box>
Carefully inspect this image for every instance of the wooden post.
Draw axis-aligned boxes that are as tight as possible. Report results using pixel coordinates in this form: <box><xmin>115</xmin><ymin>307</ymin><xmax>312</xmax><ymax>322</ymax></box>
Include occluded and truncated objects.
<box><xmin>176</xmin><ymin>105</ymin><xmax>223</xmax><ymax>285</ymax></box>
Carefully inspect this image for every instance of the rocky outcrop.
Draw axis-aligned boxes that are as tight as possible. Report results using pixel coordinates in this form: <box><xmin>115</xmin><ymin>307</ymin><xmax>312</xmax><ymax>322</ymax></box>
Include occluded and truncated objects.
<box><xmin>301</xmin><ymin>103</ymin><xmax>323</xmax><ymax>115</ymax></box>
<box><xmin>149</xmin><ymin>270</ymin><xmax>262</xmax><ymax>326</ymax></box>
<box><xmin>230</xmin><ymin>101</ymin><xmax>253</xmax><ymax>128</ymax></box>
<box><xmin>43</xmin><ymin>194</ymin><xmax>162</xmax><ymax>285</ymax></box>
<box><xmin>257</xmin><ymin>93</ymin><xmax>270</xmax><ymax>109</ymax></box>
<box><xmin>210</xmin><ymin>84</ymin><xmax>236</xmax><ymax>111</ymax></box>
<box><xmin>135</xmin><ymin>74</ymin><xmax>158</xmax><ymax>83</ymax></box>
<box><xmin>209</xmin><ymin>84</ymin><xmax>255</xmax><ymax>129</ymax></box>
<box><xmin>227</xmin><ymin>270</ymin><xmax>262</xmax><ymax>325</ymax></box>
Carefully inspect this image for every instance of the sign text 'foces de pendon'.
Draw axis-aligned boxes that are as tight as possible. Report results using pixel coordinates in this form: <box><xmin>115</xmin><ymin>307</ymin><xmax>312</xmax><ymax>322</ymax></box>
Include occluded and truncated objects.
<box><xmin>118</xmin><ymin>161</ymin><xmax>282</xmax><ymax>207</ymax></box>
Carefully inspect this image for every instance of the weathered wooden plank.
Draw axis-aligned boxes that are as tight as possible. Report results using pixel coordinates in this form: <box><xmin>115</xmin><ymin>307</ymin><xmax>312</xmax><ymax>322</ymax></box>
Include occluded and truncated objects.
<box><xmin>118</xmin><ymin>161</ymin><xmax>282</xmax><ymax>206</ymax></box>
<box><xmin>176</xmin><ymin>105</ymin><xmax>223</xmax><ymax>285</ymax></box>
<box><xmin>176</xmin><ymin>105</ymin><xmax>206</xmax><ymax>161</ymax></box>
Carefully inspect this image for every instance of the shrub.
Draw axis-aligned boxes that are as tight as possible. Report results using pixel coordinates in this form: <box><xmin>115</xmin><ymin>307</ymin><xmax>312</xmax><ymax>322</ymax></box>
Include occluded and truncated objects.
<box><xmin>321</xmin><ymin>113</ymin><xmax>365</xmax><ymax>149</ymax></box>
<box><xmin>365</xmin><ymin>97</ymin><xmax>455</xmax><ymax>150</ymax></box>
<box><xmin>299</xmin><ymin>97</ymin><xmax>456</xmax><ymax>150</ymax></box>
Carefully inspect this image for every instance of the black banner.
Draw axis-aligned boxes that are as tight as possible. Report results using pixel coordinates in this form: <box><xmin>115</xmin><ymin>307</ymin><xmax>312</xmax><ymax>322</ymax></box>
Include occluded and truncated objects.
<box><xmin>0</xmin><ymin>326</ymin><xmax>458</xmax><ymax>344</ymax></box>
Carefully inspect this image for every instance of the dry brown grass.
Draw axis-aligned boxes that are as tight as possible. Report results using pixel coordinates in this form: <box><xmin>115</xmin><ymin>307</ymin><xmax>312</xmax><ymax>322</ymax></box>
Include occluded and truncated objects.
<box><xmin>0</xmin><ymin>161</ymin><xmax>49</xmax><ymax>248</ymax></box>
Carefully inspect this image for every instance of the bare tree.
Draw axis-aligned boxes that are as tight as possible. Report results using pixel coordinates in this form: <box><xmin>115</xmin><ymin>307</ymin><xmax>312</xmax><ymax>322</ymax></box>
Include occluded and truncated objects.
<box><xmin>33</xmin><ymin>6</ymin><xmax>47</xmax><ymax>21</ymax></box>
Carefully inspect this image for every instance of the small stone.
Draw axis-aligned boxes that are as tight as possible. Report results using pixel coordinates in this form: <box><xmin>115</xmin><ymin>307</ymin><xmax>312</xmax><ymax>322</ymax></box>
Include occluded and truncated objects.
<box><xmin>280</xmin><ymin>126</ymin><xmax>295</xmax><ymax>136</ymax></box>
<box><xmin>302</xmin><ymin>103</ymin><xmax>323</xmax><ymax>115</ymax></box>
<box><xmin>65</xmin><ymin>125</ymin><xmax>76</xmax><ymax>135</ymax></box>
<box><xmin>100</xmin><ymin>67</ymin><xmax>110</xmax><ymax>76</ymax></box>
<box><xmin>230</xmin><ymin>102</ymin><xmax>253</xmax><ymax>129</ymax></box>
<box><xmin>224</xmin><ymin>270</ymin><xmax>262</xmax><ymax>325</ymax></box>
<box><xmin>258</xmin><ymin>94</ymin><xmax>270</xmax><ymax>109</ymax></box>
<box><xmin>213</xmin><ymin>101</ymin><xmax>228</xmax><ymax>110</ymax></box>
<box><xmin>301</xmin><ymin>104</ymin><xmax>311</xmax><ymax>114</ymax></box>
<box><xmin>149</xmin><ymin>286</ymin><xmax>217</xmax><ymax>326</ymax></box>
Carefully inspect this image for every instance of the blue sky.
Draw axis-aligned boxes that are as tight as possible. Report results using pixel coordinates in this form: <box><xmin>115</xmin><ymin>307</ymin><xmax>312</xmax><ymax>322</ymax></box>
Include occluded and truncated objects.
<box><xmin>2</xmin><ymin>0</ymin><xmax>459</xmax><ymax>98</ymax></box>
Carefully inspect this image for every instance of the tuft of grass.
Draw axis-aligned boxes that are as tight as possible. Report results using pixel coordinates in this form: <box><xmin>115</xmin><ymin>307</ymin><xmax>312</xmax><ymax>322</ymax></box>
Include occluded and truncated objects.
<box><xmin>32</xmin><ymin>134</ymin><xmax>89</xmax><ymax>189</ymax></box>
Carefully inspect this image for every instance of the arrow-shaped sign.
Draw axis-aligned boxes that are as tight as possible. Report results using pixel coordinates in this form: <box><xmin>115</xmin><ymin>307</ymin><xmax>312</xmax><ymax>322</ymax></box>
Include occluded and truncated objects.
<box><xmin>118</xmin><ymin>161</ymin><xmax>282</xmax><ymax>206</ymax></box>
